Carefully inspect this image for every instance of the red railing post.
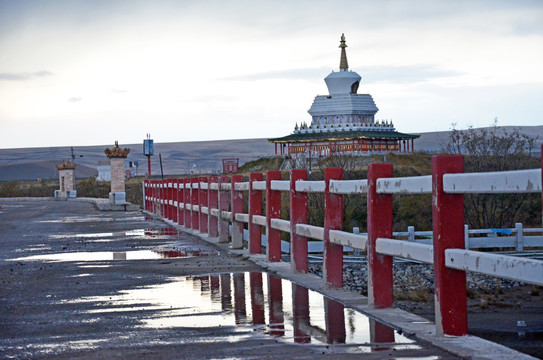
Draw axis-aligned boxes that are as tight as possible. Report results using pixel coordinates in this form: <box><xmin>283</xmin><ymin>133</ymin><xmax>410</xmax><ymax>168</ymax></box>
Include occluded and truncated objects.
<box><xmin>290</xmin><ymin>169</ymin><xmax>308</xmax><ymax>273</ymax></box>
<box><xmin>199</xmin><ymin>176</ymin><xmax>208</xmax><ymax>234</ymax></box>
<box><xmin>432</xmin><ymin>155</ymin><xmax>467</xmax><ymax>336</ymax></box>
<box><xmin>157</xmin><ymin>180</ymin><xmax>161</xmax><ymax>215</ymax></box>
<box><xmin>325</xmin><ymin>299</ymin><xmax>346</xmax><ymax>344</ymax></box>
<box><xmin>190</xmin><ymin>177</ymin><xmax>199</xmax><ymax>230</ymax></box>
<box><xmin>218</xmin><ymin>176</ymin><xmax>230</xmax><ymax>243</ymax></box>
<box><xmin>367</xmin><ymin>163</ymin><xmax>393</xmax><ymax>308</ymax></box>
<box><xmin>208</xmin><ymin>176</ymin><xmax>219</xmax><ymax>237</ymax></box>
<box><xmin>249</xmin><ymin>173</ymin><xmax>263</xmax><ymax>254</ymax></box>
<box><xmin>323</xmin><ymin>167</ymin><xmax>343</xmax><ymax>288</ymax></box>
<box><xmin>155</xmin><ymin>180</ymin><xmax>159</xmax><ymax>215</ymax></box>
<box><xmin>172</xmin><ymin>180</ymin><xmax>178</xmax><ymax>223</ymax></box>
<box><xmin>250</xmin><ymin>273</ymin><xmax>265</xmax><ymax>325</ymax></box>
<box><xmin>143</xmin><ymin>180</ymin><xmax>147</xmax><ymax>211</ymax></box>
<box><xmin>169</xmin><ymin>179</ymin><xmax>175</xmax><ymax>221</ymax></box>
<box><xmin>146</xmin><ymin>180</ymin><xmax>150</xmax><ymax>212</ymax></box>
<box><xmin>231</xmin><ymin>175</ymin><xmax>244</xmax><ymax>249</ymax></box>
<box><xmin>370</xmin><ymin>320</ymin><xmax>395</xmax><ymax>349</ymax></box>
<box><xmin>160</xmin><ymin>180</ymin><xmax>165</xmax><ymax>218</ymax></box>
<box><xmin>167</xmin><ymin>179</ymin><xmax>173</xmax><ymax>221</ymax></box>
<box><xmin>151</xmin><ymin>181</ymin><xmax>155</xmax><ymax>214</ymax></box>
<box><xmin>267</xmin><ymin>274</ymin><xmax>284</xmax><ymax>336</ymax></box>
<box><xmin>266</xmin><ymin>170</ymin><xmax>282</xmax><ymax>262</ymax></box>
<box><xmin>184</xmin><ymin>178</ymin><xmax>191</xmax><ymax>228</ymax></box>
<box><xmin>233</xmin><ymin>273</ymin><xmax>246</xmax><ymax>324</ymax></box>
<box><xmin>176</xmin><ymin>179</ymin><xmax>183</xmax><ymax>225</ymax></box>
<box><xmin>292</xmin><ymin>283</ymin><xmax>310</xmax><ymax>343</ymax></box>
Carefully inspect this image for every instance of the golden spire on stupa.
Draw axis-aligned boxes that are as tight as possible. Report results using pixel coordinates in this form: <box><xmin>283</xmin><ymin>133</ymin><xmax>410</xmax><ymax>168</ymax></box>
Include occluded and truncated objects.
<box><xmin>339</xmin><ymin>33</ymin><xmax>349</xmax><ymax>70</ymax></box>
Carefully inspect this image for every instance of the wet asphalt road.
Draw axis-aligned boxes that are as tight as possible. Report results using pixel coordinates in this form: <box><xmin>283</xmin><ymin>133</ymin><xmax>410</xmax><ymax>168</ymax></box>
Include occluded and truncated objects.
<box><xmin>0</xmin><ymin>200</ymin><xmax>461</xmax><ymax>359</ymax></box>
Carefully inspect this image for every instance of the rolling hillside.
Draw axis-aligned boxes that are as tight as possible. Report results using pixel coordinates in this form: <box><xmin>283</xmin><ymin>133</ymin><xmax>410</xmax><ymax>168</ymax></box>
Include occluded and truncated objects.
<box><xmin>1</xmin><ymin>126</ymin><xmax>541</xmax><ymax>181</ymax></box>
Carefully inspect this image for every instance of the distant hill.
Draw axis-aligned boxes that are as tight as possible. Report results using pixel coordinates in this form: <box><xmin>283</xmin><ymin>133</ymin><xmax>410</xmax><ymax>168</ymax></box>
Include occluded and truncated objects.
<box><xmin>0</xmin><ymin>126</ymin><xmax>541</xmax><ymax>181</ymax></box>
<box><xmin>0</xmin><ymin>161</ymin><xmax>98</xmax><ymax>181</ymax></box>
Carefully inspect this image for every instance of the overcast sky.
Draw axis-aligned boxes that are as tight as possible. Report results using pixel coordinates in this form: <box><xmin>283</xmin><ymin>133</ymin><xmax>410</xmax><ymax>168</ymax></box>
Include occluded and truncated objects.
<box><xmin>1</xmin><ymin>0</ymin><xmax>542</xmax><ymax>149</ymax></box>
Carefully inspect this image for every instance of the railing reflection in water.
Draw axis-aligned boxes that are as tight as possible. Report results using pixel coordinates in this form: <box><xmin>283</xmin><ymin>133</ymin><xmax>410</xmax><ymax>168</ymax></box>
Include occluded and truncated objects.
<box><xmin>188</xmin><ymin>272</ymin><xmax>413</xmax><ymax>347</ymax></box>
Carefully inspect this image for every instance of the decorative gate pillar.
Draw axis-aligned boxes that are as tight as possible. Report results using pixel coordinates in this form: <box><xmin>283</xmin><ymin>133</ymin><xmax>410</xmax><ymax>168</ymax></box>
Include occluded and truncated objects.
<box><xmin>104</xmin><ymin>141</ymin><xmax>130</xmax><ymax>205</ymax></box>
<box><xmin>56</xmin><ymin>161</ymin><xmax>76</xmax><ymax>199</ymax></box>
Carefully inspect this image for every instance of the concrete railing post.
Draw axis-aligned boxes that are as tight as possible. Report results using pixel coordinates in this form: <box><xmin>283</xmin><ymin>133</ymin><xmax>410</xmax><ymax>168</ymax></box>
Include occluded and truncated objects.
<box><xmin>290</xmin><ymin>169</ymin><xmax>308</xmax><ymax>273</ymax></box>
<box><xmin>191</xmin><ymin>177</ymin><xmax>199</xmax><ymax>230</ymax></box>
<box><xmin>266</xmin><ymin>170</ymin><xmax>282</xmax><ymax>262</ymax></box>
<box><xmin>208</xmin><ymin>176</ymin><xmax>219</xmax><ymax>237</ymax></box>
<box><xmin>515</xmin><ymin>223</ymin><xmax>523</xmax><ymax>251</ymax></box>
<box><xmin>323</xmin><ymin>167</ymin><xmax>343</xmax><ymax>288</ymax></box>
<box><xmin>199</xmin><ymin>176</ymin><xmax>208</xmax><ymax>234</ymax></box>
<box><xmin>432</xmin><ymin>155</ymin><xmax>467</xmax><ymax>336</ymax></box>
<box><xmin>367</xmin><ymin>163</ymin><xmax>393</xmax><ymax>308</ymax></box>
<box><xmin>249</xmin><ymin>172</ymin><xmax>263</xmax><ymax>254</ymax></box>
<box><xmin>231</xmin><ymin>175</ymin><xmax>244</xmax><ymax>249</ymax></box>
<box><xmin>184</xmin><ymin>178</ymin><xmax>191</xmax><ymax>228</ymax></box>
<box><xmin>218</xmin><ymin>176</ymin><xmax>230</xmax><ymax>243</ymax></box>
<box><xmin>407</xmin><ymin>226</ymin><xmax>415</xmax><ymax>242</ymax></box>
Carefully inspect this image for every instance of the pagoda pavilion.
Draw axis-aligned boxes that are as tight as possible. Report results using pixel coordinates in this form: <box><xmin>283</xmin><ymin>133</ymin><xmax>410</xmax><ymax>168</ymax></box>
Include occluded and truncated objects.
<box><xmin>268</xmin><ymin>34</ymin><xmax>419</xmax><ymax>157</ymax></box>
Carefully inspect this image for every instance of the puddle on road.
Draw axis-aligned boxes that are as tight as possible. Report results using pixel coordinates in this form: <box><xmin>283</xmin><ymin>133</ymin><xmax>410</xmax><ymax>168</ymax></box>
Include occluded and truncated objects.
<box><xmin>9</xmin><ymin>248</ymin><xmax>218</xmax><ymax>262</ymax></box>
<box><xmin>48</xmin><ymin>228</ymin><xmax>183</xmax><ymax>241</ymax></box>
<box><xmin>67</xmin><ymin>272</ymin><xmax>422</xmax><ymax>350</ymax></box>
<box><xmin>38</xmin><ymin>216</ymin><xmax>145</xmax><ymax>224</ymax></box>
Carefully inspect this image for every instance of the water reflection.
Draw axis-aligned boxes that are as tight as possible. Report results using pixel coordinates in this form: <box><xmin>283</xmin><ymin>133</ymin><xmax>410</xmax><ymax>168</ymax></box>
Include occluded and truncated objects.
<box><xmin>47</xmin><ymin>228</ymin><xmax>182</xmax><ymax>240</ymax></box>
<box><xmin>9</xmin><ymin>248</ymin><xmax>218</xmax><ymax>262</ymax></box>
<box><xmin>127</xmin><ymin>272</ymin><xmax>415</xmax><ymax>347</ymax></box>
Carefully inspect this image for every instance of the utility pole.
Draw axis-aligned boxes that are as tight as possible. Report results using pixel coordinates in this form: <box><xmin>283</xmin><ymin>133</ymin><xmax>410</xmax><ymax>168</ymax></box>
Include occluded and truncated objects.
<box><xmin>70</xmin><ymin>147</ymin><xmax>83</xmax><ymax>164</ymax></box>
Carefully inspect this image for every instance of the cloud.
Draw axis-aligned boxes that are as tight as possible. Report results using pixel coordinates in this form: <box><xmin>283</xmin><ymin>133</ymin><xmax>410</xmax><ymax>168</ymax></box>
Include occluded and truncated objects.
<box><xmin>363</xmin><ymin>65</ymin><xmax>463</xmax><ymax>84</ymax></box>
<box><xmin>68</xmin><ymin>97</ymin><xmax>82</xmax><ymax>102</ymax></box>
<box><xmin>222</xmin><ymin>65</ymin><xmax>462</xmax><ymax>84</ymax></box>
<box><xmin>220</xmin><ymin>67</ymin><xmax>330</xmax><ymax>81</ymax></box>
<box><xmin>111</xmin><ymin>89</ymin><xmax>128</xmax><ymax>93</ymax></box>
<box><xmin>0</xmin><ymin>71</ymin><xmax>53</xmax><ymax>81</ymax></box>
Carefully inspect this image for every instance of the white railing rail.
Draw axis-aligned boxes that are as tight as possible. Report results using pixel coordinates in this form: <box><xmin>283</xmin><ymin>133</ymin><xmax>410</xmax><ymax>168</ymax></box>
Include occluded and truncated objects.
<box><xmin>443</xmin><ymin>169</ymin><xmax>542</xmax><ymax>194</ymax></box>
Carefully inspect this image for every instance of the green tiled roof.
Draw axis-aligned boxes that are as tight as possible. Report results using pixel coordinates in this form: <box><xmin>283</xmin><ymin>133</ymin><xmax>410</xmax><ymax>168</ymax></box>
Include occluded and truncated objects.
<box><xmin>268</xmin><ymin>130</ymin><xmax>420</xmax><ymax>143</ymax></box>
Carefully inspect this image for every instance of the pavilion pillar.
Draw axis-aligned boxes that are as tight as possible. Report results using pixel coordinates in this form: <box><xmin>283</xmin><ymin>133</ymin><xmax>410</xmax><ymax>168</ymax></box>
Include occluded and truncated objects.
<box><xmin>56</xmin><ymin>161</ymin><xmax>76</xmax><ymax>199</ymax></box>
<box><xmin>104</xmin><ymin>141</ymin><xmax>130</xmax><ymax>205</ymax></box>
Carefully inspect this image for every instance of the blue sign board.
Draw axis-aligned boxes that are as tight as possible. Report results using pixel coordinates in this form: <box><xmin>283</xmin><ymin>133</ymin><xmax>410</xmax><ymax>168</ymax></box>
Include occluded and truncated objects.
<box><xmin>143</xmin><ymin>139</ymin><xmax>154</xmax><ymax>156</ymax></box>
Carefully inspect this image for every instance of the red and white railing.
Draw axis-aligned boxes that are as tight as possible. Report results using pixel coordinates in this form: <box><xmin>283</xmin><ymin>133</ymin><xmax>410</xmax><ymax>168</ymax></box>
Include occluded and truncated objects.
<box><xmin>142</xmin><ymin>150</ymin><xmax>543</xmax><ymax>337</ymax></box>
